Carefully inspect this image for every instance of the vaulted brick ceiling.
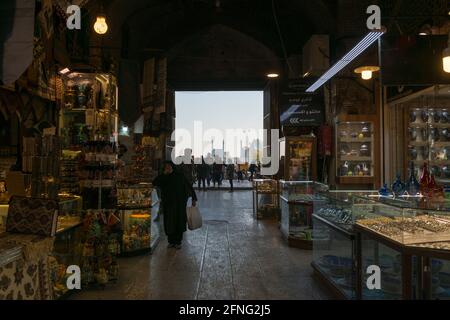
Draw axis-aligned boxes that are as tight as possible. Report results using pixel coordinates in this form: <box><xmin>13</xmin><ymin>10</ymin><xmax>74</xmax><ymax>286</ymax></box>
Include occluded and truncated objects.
<box><xmin>104</xmin><ymin>0</ymin><xmax>335</xmax><ymax>58</ymax></box>
<box><xmin>98</xmin><ymin>0</ymin><xmax>449</xmax><ymax>89</ymax></box>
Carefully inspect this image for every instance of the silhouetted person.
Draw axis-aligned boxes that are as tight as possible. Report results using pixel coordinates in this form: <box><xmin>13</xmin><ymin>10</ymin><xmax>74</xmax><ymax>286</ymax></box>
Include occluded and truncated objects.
<box><xmin>212</xmin><ymin>162</ymin><xmax>223</xmax><ymax>188</ymax></box>
<box><xmin>153</xmin><ymin>161</ymin><xmax>197</xmax><ymax>249</ymax></box>
<box><xmin>197</xmin><ymin>157</ymin><xmax>208</xmax><ymax>191</ymax></box>
<box><xmin>249</xmin><ymin>163</ymin><xmax>257</xmax><ymax>181</ymax></box>
<box><xmin>226</xmin><ymin>163</ymin><xmax>235</xmax><ymax>192</ymax></box>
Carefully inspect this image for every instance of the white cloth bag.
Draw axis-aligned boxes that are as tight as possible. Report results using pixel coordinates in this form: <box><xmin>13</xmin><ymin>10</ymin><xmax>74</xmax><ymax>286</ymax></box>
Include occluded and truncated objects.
<box><xmin>186</xmin><ymin>206</ymin><xmax>202</xmax><ymax>230</ymax></box>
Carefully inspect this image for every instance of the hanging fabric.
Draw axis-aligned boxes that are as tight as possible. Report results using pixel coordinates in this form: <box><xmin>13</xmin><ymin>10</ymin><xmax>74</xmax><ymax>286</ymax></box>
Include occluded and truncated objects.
<box><xmin>0</xmin><ymin>0</ymin><xmax>36</xmax><ymax>85</ymax></box>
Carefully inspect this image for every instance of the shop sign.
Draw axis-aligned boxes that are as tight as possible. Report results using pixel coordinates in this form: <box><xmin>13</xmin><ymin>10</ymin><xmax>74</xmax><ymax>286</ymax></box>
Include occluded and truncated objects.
<box><xmin>280</xmin><ymin>80</ymin><xmax>324</xmax><ymax>127</ymax></box>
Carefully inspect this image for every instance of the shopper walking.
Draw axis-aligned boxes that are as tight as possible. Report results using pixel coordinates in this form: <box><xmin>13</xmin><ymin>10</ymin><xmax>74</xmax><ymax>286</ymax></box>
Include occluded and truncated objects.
<box><xmin>249</xmin><ymin>163</ymin><xmax>257</xmax><ymax>181</ymax></box>
<box><xmin>180</xmin><ymin>157</ymin><xmax>195</xmax><ymax>186</ymax></box>
<box><xmin>153</xmin><ymin>161</ymin><xmax>198</xmax><ymax>249</ymax></box>
<box><xmin>237</xmin><ymin>164</ymin><xmax>243</xmax><ymax>182</ymax></box>
<box><xmin>197</xmin><ymin>157</ymin><xmax>208</xmax><ymax>191</ymax></box>
<box><xmin>226</xmin><ymin>162</ymin><xmax>235</xmax><ymax>192</ymax></box>
<box><xmin>212</xmin><ymin>162</ymin><xmax>223</xmax><ymax>188</ymax></box>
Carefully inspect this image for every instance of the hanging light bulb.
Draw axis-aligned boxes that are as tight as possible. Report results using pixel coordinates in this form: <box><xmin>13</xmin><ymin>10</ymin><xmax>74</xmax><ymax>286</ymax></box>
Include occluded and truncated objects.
<box><xmin>354</xmin><ymin>66</ymin><xmax>380</xmax><ymax>80</ymax></box>
<box><xmin>444</xmin><ymin>32</ymin><xmax>450</xmax><ymax>73</ymax></box>
<box><xmin>94</xmin><ymin>15</ymin><xmax>108</xmax><ymax>34</ymax></box>
<box><xmin>444</xmin><ymin>48</ymin><xmax>450</xmax><ymax>73</ymax></box>
<box><xmin>361</xmin><ymin>70</ymin><xmax>373</xmax><ymax>80</ymax></box>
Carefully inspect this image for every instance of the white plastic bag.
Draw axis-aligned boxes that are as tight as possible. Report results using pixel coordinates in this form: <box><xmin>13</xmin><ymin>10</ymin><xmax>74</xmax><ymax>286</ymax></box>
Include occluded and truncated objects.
<box><xmin>187</xmin><ymin>206</ymin><xmax>202</xmax><ymax>230</ymax></box>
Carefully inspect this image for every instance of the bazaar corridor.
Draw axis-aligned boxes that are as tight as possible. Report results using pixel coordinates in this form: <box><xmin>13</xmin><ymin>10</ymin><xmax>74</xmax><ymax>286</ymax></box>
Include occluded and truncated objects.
<box><xmin>71</xmin><ymin>190</ymin><xmax>330</xmax><ymax>300</ymax></box>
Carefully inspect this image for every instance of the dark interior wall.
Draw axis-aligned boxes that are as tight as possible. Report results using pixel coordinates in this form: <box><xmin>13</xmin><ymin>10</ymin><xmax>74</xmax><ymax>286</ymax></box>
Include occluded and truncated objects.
<box><xmin>0</xmin><ymin>0</ymin><xmax>15</xmax><ymax>85</ymax></box>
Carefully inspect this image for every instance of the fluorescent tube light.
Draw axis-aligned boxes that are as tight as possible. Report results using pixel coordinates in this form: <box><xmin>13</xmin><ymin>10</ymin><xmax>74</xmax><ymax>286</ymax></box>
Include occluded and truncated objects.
<box><xmin>306</xmin><ymin>29</ymin><xmax>385</xmax><ymax>93</ymax></box>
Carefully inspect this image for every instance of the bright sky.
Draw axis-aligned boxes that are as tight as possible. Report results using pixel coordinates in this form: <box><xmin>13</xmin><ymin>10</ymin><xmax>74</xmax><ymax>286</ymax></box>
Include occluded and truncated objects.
<box><xmin>175</xmin><ymin>91</ymin><xmax>263</xmax><ymax>158</ymax></box>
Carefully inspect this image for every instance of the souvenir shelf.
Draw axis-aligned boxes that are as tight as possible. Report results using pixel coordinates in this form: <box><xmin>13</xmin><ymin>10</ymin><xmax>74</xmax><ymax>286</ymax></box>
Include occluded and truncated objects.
<box><xmin>279</xmin><ymin>136</ymin><xmax>317</xmax><ymax>181</ymax></box>
<box><xmin>279</xmin><ymin>180</ymin><xmax>328</xmax><ymax>249</ymax></box>
<box><xmin>0</xmin><ymin>195</ymin><xmax>84</xmax><ymax>299</ymax></box>
<box><xmin>117</xmin><ymin>183</ymin><xmax>161</xmax><ymax>254</ymax></box>
<box><xmin>58</xmin><ymin>71</ymin><xmax>121</xmax><ymax>287</ymax></box>
<box><xmin>51</xmin><ymin>195</ymin><xmax>83</xmax><ymax>299</ymax></box>
<box><xmin>252</xmin><ymin>179</ymin><xmax>279</xmax><ymax>220</ymax></box>
<box><xmin>58</xmin><ymin>71</ymin><xmax>119</xmax><ymax>208</ymax></box>
<box><xmin>335</xmin><ymin>115</ymin><xmax>378</xmax><ymax>186</ymax></box>
<box><xmin>311</xmin><ymin>190</ymin><xmax>380</xmax><ymax>300</ymax></box>
<box><xmin>406</xmin><ymin>94</ymin><xmax>450</xmax><ymax>185</ymax></box>
<box><xmin>385</xmin><ymin>85</ymin><xmax>450</xmax><ymax>186</ymax></box>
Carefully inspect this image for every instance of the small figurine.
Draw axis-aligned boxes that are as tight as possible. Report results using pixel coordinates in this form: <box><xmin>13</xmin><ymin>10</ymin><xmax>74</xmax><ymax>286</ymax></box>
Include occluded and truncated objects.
<box><xmin>419</xmin><ymin>162</ymin><xmax>431</xmax><ymax>193</ymax></box>
<box><xmin>391</xmin><ymin>173</ymin><xmax>405</xmax><ymax>197</ymax></box>
<box><xmin>406</xmin><ymin>161</ymin><xmax>420</xmax><ymax>196</ymax></box>
<box><xmin>379</xmin><ymin>183</ymin><xmax>392</xmax><ymax>197</ymax></box>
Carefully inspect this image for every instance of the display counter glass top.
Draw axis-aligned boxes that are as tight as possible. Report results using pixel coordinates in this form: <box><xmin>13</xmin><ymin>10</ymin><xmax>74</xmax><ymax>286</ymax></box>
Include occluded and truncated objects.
<box><xmin>354</xmin><ymin>195</ymin><xmax>450</xmax><ymax>246</ymax></box>
<box><xmin>314</xmin><ymin>190</ymin><xmax>379</xmax><ymax>232</ymax></box>
<box><xmin>279</xmin><ymin>180</ymin><xmax>329</xmax><ymax>203</ymax></box>
<box><xmin>117</xmin><ymin>183</ymin><xmax>154</xmax><ymax>208</ymax></box>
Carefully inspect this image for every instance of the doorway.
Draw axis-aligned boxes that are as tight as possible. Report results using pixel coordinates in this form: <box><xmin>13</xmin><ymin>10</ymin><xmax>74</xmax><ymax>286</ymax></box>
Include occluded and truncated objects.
<box><xmin>174</xmin><ymin>91</ymin><xmax>264</xmax><ymax>164</ymax></box>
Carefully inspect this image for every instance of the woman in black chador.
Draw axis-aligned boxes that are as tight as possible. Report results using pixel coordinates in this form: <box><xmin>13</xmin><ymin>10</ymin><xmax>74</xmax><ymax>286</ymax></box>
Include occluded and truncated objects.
<box><xmin>153</xmin><ymin>161</ymin><xmax>198</xmax><ymax>249</ymax></box>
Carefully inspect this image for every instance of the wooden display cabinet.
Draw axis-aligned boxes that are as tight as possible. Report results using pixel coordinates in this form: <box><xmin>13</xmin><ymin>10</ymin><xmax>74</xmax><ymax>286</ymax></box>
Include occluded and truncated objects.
<box><xmin>335</xmin><ymin>114</ymin><xmax>380</xmax><ymax>187</ymax></box>
<box><xmin>279</xmin><ymin>136</ymin><xmax>317</xmax><ymax>181</ymax></box>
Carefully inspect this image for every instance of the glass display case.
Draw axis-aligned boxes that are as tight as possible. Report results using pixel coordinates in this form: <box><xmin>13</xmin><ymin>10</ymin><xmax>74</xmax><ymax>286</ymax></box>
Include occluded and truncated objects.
<box><xmin>405</xmin><ymin>244</ymin><xmax>450</xmax><ymax>300</ymax></box>
<box><xmin>117</xmin><ymin>184</ymin><xmax>160</xmax><ymax>254</ymax></box>
<box><xmin>59</xmin><ymin>72</ymin><xmax>119</xmax><ymax>149</ymax></box>
<box><xmin>252</xmin><ymin>179</ymin><xmax>279</xmax><ymax>219</ymax></box>
<box><xmin>386</xmin><ymin>85</ymin><xmax>450</xmax><ymax>185</ymax></box>
<box><xmin>405</xmin><ymin>91</ymin><xmax>450</xmax><ymax>185</ymax></box>
<box><xmin>358</xmin><ymin>233</ymin><xmax>410</xmax><ymax>300</ymax></box>
<box><xmin>0</xmin><ymin>203</ymin><xmax>7</xmax><ymax>232</ymax></box>
<box><xmin>354</xmin><ymin>195</ymin><xmax>450</xmax><ymax>300</ymax></box>
<box><xmin>279</xmin><ymin>136</ymin><xmax>317</xmax><ymax>181</ymax></box>
<box><xmin>336</xmin><ymin>117</ymin><xmax>377</xmax><ymax>185</ymax></box>
<box><xmin>58</xmin><ymin>71</ymin><xmax>119</xmax><ymax>211</ymax></box>
<box><xmin>279</xmin><ymin>180</ymin><xmax>328</xmax><ymax>249</ymax></box>
<box><xmin>312</xmin><ymin>190</ymin><xmax>379</xmax><ymax>299</ymax></box>
<box><xmin>57</xmin><ymin>195</ymin><xmax>83</xmax><ymax>233</ymax></box>
<box><xmin>355</xmin><ymin>196</ymin><xmax>450</xmax><ymax>246</ymax></box>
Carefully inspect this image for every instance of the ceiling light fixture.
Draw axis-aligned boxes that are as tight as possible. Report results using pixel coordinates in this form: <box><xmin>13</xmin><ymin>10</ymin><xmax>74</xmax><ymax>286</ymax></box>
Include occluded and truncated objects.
<box><xmin>58</xmin><ymin>67</ymin><xmax>71</xmax><ymax>75</ymax></box>
<box><xmin>306</xmin><ymin>29</ymin><xmax>385</xmax><ymax>93</ymax></box>
<box><xmin>354</xmin><ymin>66</ymin><xmax>380</xmax><ymax>80</ymax></box>
<box><xmin>267</xmin><ymin>73</ymin><xmax>279</xmax><ymax>78</ymax></box>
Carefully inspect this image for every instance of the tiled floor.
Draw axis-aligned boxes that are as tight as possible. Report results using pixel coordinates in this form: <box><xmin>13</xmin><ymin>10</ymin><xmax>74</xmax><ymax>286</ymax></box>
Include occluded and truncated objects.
<box><xmin>194</xmin><ymin>179</ymin><xmax>253</xmax><ymax>190</ymax></box>
<box><xmin>71</xmin><ymin>190</ymin><xmax>332</xmax><ymax>300</ymax></box>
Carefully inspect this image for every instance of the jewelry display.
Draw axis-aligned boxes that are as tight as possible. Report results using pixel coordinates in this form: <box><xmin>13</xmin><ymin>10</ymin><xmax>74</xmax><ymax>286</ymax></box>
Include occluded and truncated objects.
<box><xmin>357</xmin><ymin>215</ymin><xmax>450</xmax><ymax>244</ymax></box>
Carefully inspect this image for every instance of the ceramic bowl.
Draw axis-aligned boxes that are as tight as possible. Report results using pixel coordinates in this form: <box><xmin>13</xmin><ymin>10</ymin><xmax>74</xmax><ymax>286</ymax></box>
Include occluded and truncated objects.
<box><xmin>360</xmin><ymin>144</ymin><xmax>370</xmax><ymax>156</ymax></box>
